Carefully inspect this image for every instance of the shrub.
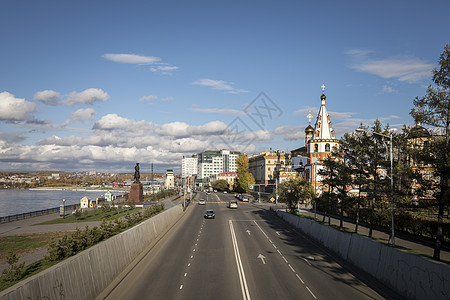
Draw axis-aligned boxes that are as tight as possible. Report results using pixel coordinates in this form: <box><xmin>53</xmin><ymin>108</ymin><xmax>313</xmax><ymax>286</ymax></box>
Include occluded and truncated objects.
<box><xmin>1</xmin><ymin>251</ymin><xmax>25</xmax><ymax>282</ymax></box>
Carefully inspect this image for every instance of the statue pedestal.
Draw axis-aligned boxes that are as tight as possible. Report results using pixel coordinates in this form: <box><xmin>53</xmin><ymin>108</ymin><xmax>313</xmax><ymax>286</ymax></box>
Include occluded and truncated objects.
<box><xmin>129</xmin><ymin>182</ymin><xmax>144</xmax><ymax>205</ymax></box>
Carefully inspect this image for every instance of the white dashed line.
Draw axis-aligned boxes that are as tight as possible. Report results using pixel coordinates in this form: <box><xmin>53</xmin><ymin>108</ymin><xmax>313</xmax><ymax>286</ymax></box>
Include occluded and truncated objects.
<box><xmin>179</xmin><ymin>285</ymin><xmax>183</xmax><ymax>290</ymax></box>
<box><xmin>288</xmin><ymin>264</ymin><xmax>295</xmax><ymax>273</ymax></box>
<box><xmin>184</xmin><ymin>273</ymin><xmax>187</xmax><ymax>277</ymax></box>
<box><xmin>252</xmin><ymin>220</ymin><xmax>317</xmax><ymax>298</ymax></box>
<box><xmin>306</xmin><ymin>286</ymin><xmax>317</xmax><ymax>299</ymax></box>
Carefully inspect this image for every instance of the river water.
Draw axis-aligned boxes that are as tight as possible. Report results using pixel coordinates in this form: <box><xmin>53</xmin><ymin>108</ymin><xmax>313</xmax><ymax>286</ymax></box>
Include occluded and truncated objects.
<box><xmin>0</xmin><ymin>189</ymin><xmax>123</xmax><ymax>217</ymax></box>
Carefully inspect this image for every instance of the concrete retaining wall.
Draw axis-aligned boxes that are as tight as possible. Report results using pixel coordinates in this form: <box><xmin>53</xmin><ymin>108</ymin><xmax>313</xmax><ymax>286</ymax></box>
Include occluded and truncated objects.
<box><xmin>277</xmin><ymin>211</ymin><xmax>450</xmax><ymax>300</ymax></box>
<box><xmin>0</xmin><ymin>205</ymin><xmax>184</xmax><ymax>300</ymax></box>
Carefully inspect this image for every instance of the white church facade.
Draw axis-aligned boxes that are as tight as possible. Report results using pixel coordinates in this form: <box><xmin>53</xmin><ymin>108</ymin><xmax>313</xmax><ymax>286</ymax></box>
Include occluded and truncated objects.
<box><xmin>303</xmin><ymin>84</ymin><xmax>339</xmax><ymax>193</ymax></box>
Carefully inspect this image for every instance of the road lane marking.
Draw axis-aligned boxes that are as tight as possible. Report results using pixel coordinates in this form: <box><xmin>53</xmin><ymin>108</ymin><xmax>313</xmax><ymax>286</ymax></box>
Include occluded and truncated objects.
<box><xmin>188</xmin><ymin>263</ymin><xmax>190</xmax><ymax>267</ymax></box>
<box><xmin>288</xmin><ymin>264</ymin><xmax>295</xmax><ymax>273</ymax></box>
<box><xmin>306</xmin><ymin>286</ymin><xmax>317</xmax><ymax>299</ymax></box>
<box><xmin>179</xmin><ymin>285</ymin><xmax>183</xmax><ymax>290</ymax></box>
<box><xmin>229</xmin><ymin>220</ymin><xmax>251</xmax><ymax>300</ymax></box>
<box><xmin>252</xmin><ymin>220</ymin><xmax>318</xmax><ymax>298</ymax></box>
<box><xmin>184</xmin><ymin>273</ymin><xmax>187</xmax><ymax>277</ymax></box>
<box><xmin>257</xmin><ymin>254</ymin><xmax>266</xmax><ymax>264</ymax></box>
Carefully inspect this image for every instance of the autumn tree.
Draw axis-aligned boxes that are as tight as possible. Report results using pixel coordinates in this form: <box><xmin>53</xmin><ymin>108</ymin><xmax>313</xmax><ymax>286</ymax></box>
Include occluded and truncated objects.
<box><xmin>234</xmin><ymin>154</ymin><xmax>255</xmax><ymax>194</ymax></box>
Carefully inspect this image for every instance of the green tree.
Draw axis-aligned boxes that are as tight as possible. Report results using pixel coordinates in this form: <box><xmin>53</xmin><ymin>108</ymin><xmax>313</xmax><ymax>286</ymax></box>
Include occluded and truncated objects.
<box><xmin>410</xmin><ymin>44</ymin><xmax>450</xmax><ymax>261</ymax></box>
<box><xmin>234</xmin><ymin>154</ymin><xmax>255</xmax><ymax>193</ymax></box>
<box><xmin>278</xmin><ymin>177</ymin><xmax>314</xmax><ymax>213</ymax></box>
<box><xmin>339</xmin><ymin>129</ymin><xmax>371</xmax><ymax>233</ymax></box>
<box><xmin>211</xmin><ymin>179</ymin><xmax>229</xmax><ymax>191</ymax></box>
<box><xmin>319</xmin><ymin>150</ymin><xmax>354</xmax><ymax>229</ymax></box>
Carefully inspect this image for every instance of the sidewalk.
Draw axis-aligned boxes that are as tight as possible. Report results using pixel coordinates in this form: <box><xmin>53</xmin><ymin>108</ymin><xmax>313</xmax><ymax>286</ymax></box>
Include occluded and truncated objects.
<box><xmin>0</xmin><ymin>198</ymin><xmax>182</xmax><ymax>272</ymax></box>
<box><xmin>290</xmin><ymin>205</ymin><xmax>450</xmax><ymax>262</ymax></box>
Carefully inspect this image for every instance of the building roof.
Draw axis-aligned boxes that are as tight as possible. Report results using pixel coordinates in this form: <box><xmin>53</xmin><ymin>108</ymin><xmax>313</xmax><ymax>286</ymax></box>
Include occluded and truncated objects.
<box><xmin>311</xmin><ymin>88</ymin><xmax>336</xmax><ymax>141</ymax></box>
<box><xmin>407</xmin><ymin>124</ymin><xmax>431</xmax><ymax>139</ymax></box>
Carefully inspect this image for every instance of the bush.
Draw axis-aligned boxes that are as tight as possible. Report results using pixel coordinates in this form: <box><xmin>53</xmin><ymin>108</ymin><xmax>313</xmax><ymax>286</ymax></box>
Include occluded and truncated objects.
<box><xmin>45</xmin><ymin>204</ymin><xmax>165</xmax><ymax>262</ymax></box>
<box><xmin>1</xmin><ymin>251</ymin><xmax>25</xmax><ymax>282</ymax></box>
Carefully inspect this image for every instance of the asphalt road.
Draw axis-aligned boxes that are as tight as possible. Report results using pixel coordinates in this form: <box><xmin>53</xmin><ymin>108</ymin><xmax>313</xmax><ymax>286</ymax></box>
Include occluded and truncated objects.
<box><xmin>100</xmin><ymin>192</ymin><xmax>397</xmax><ymax>300</ymax></box>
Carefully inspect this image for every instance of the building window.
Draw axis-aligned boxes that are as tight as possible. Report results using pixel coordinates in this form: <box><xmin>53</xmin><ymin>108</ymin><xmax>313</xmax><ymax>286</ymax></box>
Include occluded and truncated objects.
<box><xmin>314</xmin><ymin>144</ymin><xmax>318</xmax><ymax>152</ymax></box>
<box><xmin>325</xmin><ymin>143</ymin><xmax>330</xmax><ymax>152</ymax></box>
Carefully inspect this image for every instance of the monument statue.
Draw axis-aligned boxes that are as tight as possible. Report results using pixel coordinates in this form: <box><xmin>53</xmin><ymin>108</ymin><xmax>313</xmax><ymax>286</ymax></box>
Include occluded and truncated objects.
<box><xmin>134</xmin><ymin>163</ymin><xmax>140</xmax><ymax>183</ymax></box>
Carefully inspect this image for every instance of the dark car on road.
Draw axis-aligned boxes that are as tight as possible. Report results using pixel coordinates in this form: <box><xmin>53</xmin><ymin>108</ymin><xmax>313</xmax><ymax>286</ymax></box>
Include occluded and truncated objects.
<box><xmin>204</xmin><ymin>210</ymin><xmax>215</xmax><ymax>219</ymax></box>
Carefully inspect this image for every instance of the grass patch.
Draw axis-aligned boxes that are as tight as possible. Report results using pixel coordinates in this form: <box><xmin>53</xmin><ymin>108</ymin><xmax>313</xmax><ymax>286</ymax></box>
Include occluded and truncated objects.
<box><xmin>0</xmin><ymin>258</ymin><xmax>59</xmax><ymax>292</ymax></box>
<box><xmin>37</xmin><ymin>208</ymin><xmax>140</xmax><ymax>225</ymax></box>
<box><xmin>0</xmin><ymin>232</ymin><xmax>67</xmax><ymax>263</ymax></box>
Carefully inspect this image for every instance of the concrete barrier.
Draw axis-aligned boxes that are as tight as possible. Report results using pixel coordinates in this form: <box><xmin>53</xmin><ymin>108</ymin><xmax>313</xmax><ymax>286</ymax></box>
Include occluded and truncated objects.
<box><xmin>0</xmin><ymin>205</ymin><xmax>184</xmax><ymax>300</ymax></box>
<box><xmin>277</xmin><ymin>211</ymin><xmax>450</xmax><ymax>300</ymax></box>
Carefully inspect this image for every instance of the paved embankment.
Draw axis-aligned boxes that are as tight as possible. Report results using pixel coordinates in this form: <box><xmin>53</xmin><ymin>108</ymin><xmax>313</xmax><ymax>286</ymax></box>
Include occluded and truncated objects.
<box><xmin>277</xmin><ymin>210</ymin><xmax>450</xmax><ymax>300</ymax></box>
<box><xmin>0</xmin><ymin>204</ymin><xmax>185</xmax><ymax>300</ymax></box>
<box><xmin>0</xmin><ymin>195</ymin><xmax>182</xmax><ymax>271</ymax></box>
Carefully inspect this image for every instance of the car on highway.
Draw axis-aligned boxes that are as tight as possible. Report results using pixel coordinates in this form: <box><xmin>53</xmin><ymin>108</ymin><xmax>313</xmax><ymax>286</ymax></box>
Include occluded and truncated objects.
<box><xmin>228</xmin><ymin>200</ymin><xmax>238</xmax><ymax>209</ymax></box>
<box><xmin>199</xmin><ymin>199</ymin><xmax>206</xmax><ymax>205</ymax></box>
<box><xmin>204</xmin><ymin>210</ymin><xmax>215</xmax><ymax>219</ymax></box>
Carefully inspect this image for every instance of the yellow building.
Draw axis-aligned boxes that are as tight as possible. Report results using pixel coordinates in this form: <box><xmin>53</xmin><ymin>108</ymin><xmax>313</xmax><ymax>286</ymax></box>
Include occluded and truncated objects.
<box><xmin>249</xmin><ymin>150</ymin><xmax>295</xmax><ymax>193</ymax></box>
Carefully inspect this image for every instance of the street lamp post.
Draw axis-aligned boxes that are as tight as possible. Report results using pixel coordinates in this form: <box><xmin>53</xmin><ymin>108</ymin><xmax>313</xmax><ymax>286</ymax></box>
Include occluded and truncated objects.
<box><xmin>313</xmin><ymin>163</ymin><xmax>317</xmax><ymax>221</ymax></box>
<box><xmin>357</xmin><ymin>128</ymin><xmax>395</xmax><ymax>246</ymax></box>
<box><xmin>62</xmin><ymin>199</ymin><xmax>66</xmax><ymax>219</ymax></box>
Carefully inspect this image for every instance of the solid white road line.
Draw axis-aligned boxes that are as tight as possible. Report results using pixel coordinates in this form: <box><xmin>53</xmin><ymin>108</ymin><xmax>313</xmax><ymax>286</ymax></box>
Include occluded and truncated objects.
<box><xmin>229</xmin><ymin>220</ymin><xmax>251</xmax><ymax>300</ymax></box>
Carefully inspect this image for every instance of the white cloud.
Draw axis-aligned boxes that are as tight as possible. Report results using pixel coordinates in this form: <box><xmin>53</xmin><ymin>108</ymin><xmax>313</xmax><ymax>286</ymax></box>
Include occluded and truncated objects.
<box><xmin>33</xmin><ymin>88</ymin><xmax>109</xmax><ymax>106</ymax></box>
<box><xmin>62</xmin><ymin>108</ymin><xmax>96</xmax><ymax>126</ymax></box>
<box><xmin>33</xmin><ymin>90</ymin><xmax>62</xmax><ymax>105</ymax></box>
<box><xmin>102</xmin><ymin>53</ymin><xmax>161</xmax><ymax>64</ymax></box>
<box><xmin>155</xmin><ymin>121</ymin><xmax>228</xmax><ymax>138</ymax></box>
<box><xmin>0</xmin><ymin>91</ymin><xmax>36</xmax><ymax>122</ymax></box>
<box><xmin>66</xmin><ymin>88</ymin><xmax>109</xmax><ymax>106</ymax></box>
<box><xmin>273</xmin><ymin>125</ymin><xmax>305</xmax><ymax>141</ymax></box>
<box><xmin>93</xmin><ymin>114</ymin><xmax>138</xmax><ymax>130</ymax></box>
<box><xmin>193</xmin><ymin>78</ymin><xmax>249</xmax><ymax>94</ymax></box>
<box><xmin>139</xmin><ymin>95</ymin><xmax>174</xmax><ymax>103</ymax></box>
<box><xmin>150</xmin><ymin>65</ymin><xmax>179</xmax><ymax>74</ymax></box>
<box><xmin>381</xmin><ymin>85</ymin><xmax>397</xmax><ymax>94</ymax></box>
<box><xmin>139</xmin><ymin>95</ymin><xmax>158</xmax><ymax>102</ymax></box>
<box><xmin>347</xmin><ymin>50</ymin><xmax>433</xmax><ymax>83</ymax></box>
<box><xmin>193</xmin><ymin>107</ymin><xmax>245</xmax><ymax>115</ymax></box>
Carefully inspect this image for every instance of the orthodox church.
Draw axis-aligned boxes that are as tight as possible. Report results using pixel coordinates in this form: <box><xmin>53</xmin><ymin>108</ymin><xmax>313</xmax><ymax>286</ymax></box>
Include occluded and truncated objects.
<box><xmin>292</xmin><ymin>84</ymin><xmax>338</xmax><ymax>193</ymax></box>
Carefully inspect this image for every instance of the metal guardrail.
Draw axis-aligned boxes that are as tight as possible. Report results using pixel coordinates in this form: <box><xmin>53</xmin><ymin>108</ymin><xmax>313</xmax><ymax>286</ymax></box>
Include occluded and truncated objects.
<box><xmin>0</xmin><ymin>204</ymin><xmax>80</xmax><ymax>223</ymax></box>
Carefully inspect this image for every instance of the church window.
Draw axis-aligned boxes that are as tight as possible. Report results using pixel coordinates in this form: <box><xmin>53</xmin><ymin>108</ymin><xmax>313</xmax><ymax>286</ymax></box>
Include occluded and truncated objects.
<box><xmin>314</xmin><ymin>144</ymin><xmax>318</xmax><ymax>152</ymax></box>
<box><xmin>325</xmin><ymin>143</ymin><xmax>330</xmax><ymax>152</ymax></box>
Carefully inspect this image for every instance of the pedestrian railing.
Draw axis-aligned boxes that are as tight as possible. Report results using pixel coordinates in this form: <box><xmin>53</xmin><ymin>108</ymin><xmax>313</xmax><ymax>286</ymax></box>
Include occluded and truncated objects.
<box><xmin>0</xmin><ymin>204</ymin><xmax>80</xmax><ymax>223</ymax></box>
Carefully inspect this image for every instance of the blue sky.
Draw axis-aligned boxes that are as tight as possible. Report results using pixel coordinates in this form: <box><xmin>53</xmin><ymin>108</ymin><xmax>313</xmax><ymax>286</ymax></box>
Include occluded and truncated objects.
<box><xmin>0</xmin><ymin>0</ymin><xmax>449</xmax><ymax>173</ymax></box>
